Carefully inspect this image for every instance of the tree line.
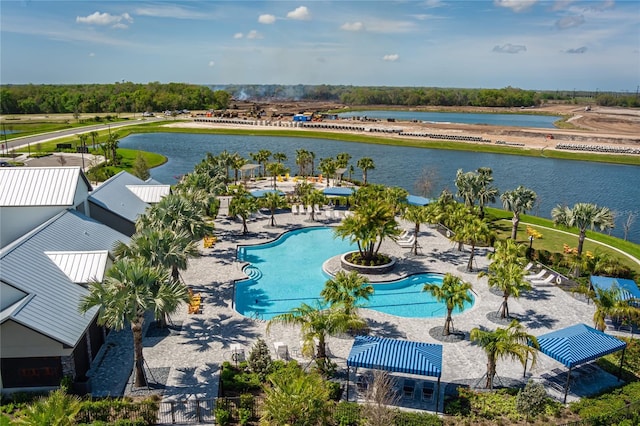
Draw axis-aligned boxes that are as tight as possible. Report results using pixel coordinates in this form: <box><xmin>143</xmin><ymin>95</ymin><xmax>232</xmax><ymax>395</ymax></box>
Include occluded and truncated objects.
<box><xmin>0</xmin><ymin>82</ymin><xmax>231</xmax><ymax>115</ymax></box>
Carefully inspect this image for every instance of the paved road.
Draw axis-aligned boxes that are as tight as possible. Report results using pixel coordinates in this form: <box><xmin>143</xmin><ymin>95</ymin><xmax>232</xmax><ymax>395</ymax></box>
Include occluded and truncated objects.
<box><xmin>1</xmin><ymin>117</ymin><xmax>164</xmax><ymax>152</ymax></box>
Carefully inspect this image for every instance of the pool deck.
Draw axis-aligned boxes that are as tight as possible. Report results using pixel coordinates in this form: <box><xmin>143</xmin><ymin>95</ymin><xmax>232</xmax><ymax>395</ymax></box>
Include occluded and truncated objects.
<box><xmin>88</xmin><ymin>180</ymin><xmax>629</xmax><ymax>411</ymax></box>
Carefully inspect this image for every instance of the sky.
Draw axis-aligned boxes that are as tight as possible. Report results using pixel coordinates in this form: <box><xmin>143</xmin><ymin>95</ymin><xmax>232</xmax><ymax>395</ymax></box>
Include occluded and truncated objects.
<box><xmin>1</xmin><ymin>0</ymin><xmax>638</xmax><ymax>91</ymax></box>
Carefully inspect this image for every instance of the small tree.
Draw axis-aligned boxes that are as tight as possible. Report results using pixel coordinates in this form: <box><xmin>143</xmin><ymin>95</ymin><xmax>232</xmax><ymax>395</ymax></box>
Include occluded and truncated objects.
<box><xmin>516</xmin><ymin>379</ymin><xmax>548</xmax><ymax>422</ymax></box>
<box><xmin>362</xmin><ymin>370</ymin><xmax>399</xmax><ymax>426</ymax></box>
<box><xmin>13</xmin><ymin>389</ymin><xmax>81</xmax><ymax>426</ymax></box>
<box><xmin>132</xmin><ymin>152</ymin><xmax>150</xmax><ymax>180</ymax></box>
<box><xmin>247</xmin><ymin>338</ymin><xmax>272</xmax><ymax>381</ymax></box>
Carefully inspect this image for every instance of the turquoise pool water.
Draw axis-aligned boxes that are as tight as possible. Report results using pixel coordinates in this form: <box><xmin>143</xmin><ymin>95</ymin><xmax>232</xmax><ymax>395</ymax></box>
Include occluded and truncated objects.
<box><xmin>235</xmin><ymin>227</ymin><xmax>475</xmax><ymax>320</ymax></box>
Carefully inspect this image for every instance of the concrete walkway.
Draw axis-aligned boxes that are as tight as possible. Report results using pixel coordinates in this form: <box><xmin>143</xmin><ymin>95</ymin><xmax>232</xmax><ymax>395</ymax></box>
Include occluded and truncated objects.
<box><xmin>87</xmin><ymin>180</ymin><xmax>628</xmax><ymax>410</ymax></box>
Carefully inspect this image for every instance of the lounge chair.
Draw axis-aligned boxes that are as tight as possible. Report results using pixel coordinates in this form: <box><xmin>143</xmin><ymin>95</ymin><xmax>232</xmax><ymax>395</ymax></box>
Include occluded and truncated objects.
<box><xmin>356</xmin><ymin>374</ymin><xmax>369</xmax><ymax>394</ymax></box>
<box><xmin>274</xmin><ymin>342</ymin><xmax>289</xmax><ymax>360</ymax></box>
<box><xmin>313</xmin><ymin>204</ymin><xmax>322</xmax><ymax>216</ymax></box>
<box><xmin>398</xmin><ymin>235</ymin><xmax>416</xmax><ymax>248</ymax></box>
<box><xmin>403</xmin><ymin>379</ymin><xmax>415</xmax><ymax>399</ymax></box>
<box><xmin>298</xmin><ymin>204</ymin><xmax>306</xmax><ymax>214</ymax></box>
<box><xmin>524</xmin><ymin>262</ymin><xmax>534</xmax><ymax>271</ymax></box>
<box><xmin>398</xmin><ymin>232</ymin><xmax>414</xmax><ymax>243</ymax></box>
<box><xmin>525</xmin><ymin>270</ymin><xmax>546</xmax><ymax>281</ymax></box>
<box><xmin>398</xmin><ymin>229</ymin><xmax>410</xmax><ymax>240</ymax></box>
<box><xmin>333</xmin><ymin>210</ymin><xmax>342</xmax><ymax>220</ymax></box>
<box><xmin>291</xmin><ymin>204</ymin><xmax>298</xmax><ymax>215</ymax></box>
<box><xmin>421</xmin><ymin>382</ymin><xmax>435</xmax><ymax>402</ymax></box>
<box><xmin>531</xmin><ymin>274</ymin><xmax>555</xmax><ymax>285</ymax></box>
<box><xmin>306</xmin><ymin>205</ymin><xmax>313</xmax><ymax>215</ymax></box>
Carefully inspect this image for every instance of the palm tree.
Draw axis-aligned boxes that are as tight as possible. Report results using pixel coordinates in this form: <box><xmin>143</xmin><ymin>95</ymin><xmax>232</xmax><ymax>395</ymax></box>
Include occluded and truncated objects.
<box><xmin>335</xmin><ymin>152</ymin><xmax>351</xmax><ymax>168</ymax></box>
<box><xmin>357</xmin><ymin>157</ymin><xmax>375</xmax><ymax>185</ymax></box>
<box><xmin>402</xmin><ymin>205</ymin><xmax>429</xmax><ymax>255</ymax></box>
<box><xmin>113</xmin><ymin>228</ymin><xmax>199</xmax><ymax>283</ymax></box>
<box><xmin>320</xmin><ymin>270</ymin><xmax>373</xmax><ymax>315</ymax></box>
<box><xmin>489</xmin><ymin>238</ymin><xmax>528</xmax><ymax>269</ymax></box>
<box><xmin>230</xmin><ymin>153</ymin><xmax>247</xmax><ymax>184</ymax></box>
<box><xmin>592</xmin><ymin>286</ymin><xmax>636</xmax><ymax>331</ymax></box>
<box><xmin>89</xmin><ymin>130</ymin><xmax>99</xmax><ymax>150</ymax></box>
<box><xmin>318</xmin><ymin>157</ymin><xmax>337</xmax><ymax>186</ymax></box>
<box><xmin>137</xmin><ymin>194</ymin><xmax>214</xmax><ymax>241</ymax></box>
<box><xmin>229</xmin><ymin>194</ymin><xmax>258</xmax><ymax>234</ymax></box>
<box><xmin>13</xmin><ymin>389</ymin><xmax>81</xmax><ymax>426</ymax></box>
<box><xmin>272</xmin><ymin>151</ymin><xmax>287</xmax><ymax>164</ymax></box>
<box><xmin>79</xmin><ymin>258</ymin><xmax>188</xmax><ymax>387</ymax></box>
<box><xmin>552</xmin><ymin>203</ymin><xmax>614</xmax><ymax>275</ymax></box>
<box><xmin>255</xmin><ymin>149</ymin><xmax>272</xmax><ymax>177</ymax></box>
<box><xmin>266</xmin><ymin>162</ymin><xmax>288</xmax><ymax>190</ymax></box>
<box><xmin>303</xmin><ymin>189</ymin><xmax>327</xmax><ymax>221</ymax></box>
<box><xmin>424</xmin><ymin>273</ymin><xmax>473</xmax><ymax>336</ymax></box>
<box><xmin>267</xmin><ymin>302</ymin><xmax>366</xmax><ymax>362</ymax></box>
<box><xmin>260</xmin><ymin>191</ymin><xmax>287</xmax><ymax>226</ymax></box>
<box><xmin>501</xmin><ymin>186</ymin><xmax>537</xmax><ymax>240</ymax></box>
<box><xmin>105</xmin><ymin>132</ymin><xmax>120</xmax><ymax>165</ymax></box>
<box><xmin>475</xmin><ymin>167</ymin><xmax>499</xmax><ymax>219</ymax></box>
<box><xmin>483</xmin><ymin>256</ymin><xmax>531</xmax><ymax>319</ymax></box>
<box><xmin>471</xmin><ymin>320</ymin><xmax>539</xmax><ymax>389</ymax></box>
<box><xmin>455</xmin><ymin>169</ymin><xmax>477</xmax><ymax>208</ymax></box>
<box><xmin>458</xmin><ymin>216</ymin><xmax>493</xmax><ymax>272</ymax></box>
<box><xmin>295</xmin><ymin>149</ymin><xmax>312</xmax><ymax>176</ymax></box>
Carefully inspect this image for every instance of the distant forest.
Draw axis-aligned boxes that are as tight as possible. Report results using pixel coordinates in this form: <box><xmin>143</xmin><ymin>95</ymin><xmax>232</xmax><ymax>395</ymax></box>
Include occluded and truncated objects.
<box><xmin>1</xmin><ymin>83</ymin><xmax>638</xmax><ymax>115</ymax></box>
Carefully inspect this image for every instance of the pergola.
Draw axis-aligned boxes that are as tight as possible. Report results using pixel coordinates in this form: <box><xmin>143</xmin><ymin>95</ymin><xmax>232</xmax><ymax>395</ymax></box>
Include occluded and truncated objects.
<box><xmin>323</xmin><ymin>186</ymin><xmax>355</xmax><ymax>197</ymax></box>
<box><xmin>346</xmin><ymin>335</ymin><xmax>443</xmax><ymax>412</ymax></box>
<box><xmin>239</xmin><ymin>164</ymin><xmax>260</xmax><ymax>181</ymax></box>
<box><xmin>526</xmin><ymin>323</ymin><xmax>627</xmax><ymax>403</ymax></box>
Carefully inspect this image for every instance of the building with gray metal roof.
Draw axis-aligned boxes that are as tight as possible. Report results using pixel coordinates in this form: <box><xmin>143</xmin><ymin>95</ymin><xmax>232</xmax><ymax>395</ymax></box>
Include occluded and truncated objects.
<box><xmin>0</xmin><ymin>209</ymin><xmax>129</xmax><ymax>392</ymax></box>
<box><xmin>0</xmin><ymin>167</ymin><xmax>92</xmax><ymax>247</ymax></box>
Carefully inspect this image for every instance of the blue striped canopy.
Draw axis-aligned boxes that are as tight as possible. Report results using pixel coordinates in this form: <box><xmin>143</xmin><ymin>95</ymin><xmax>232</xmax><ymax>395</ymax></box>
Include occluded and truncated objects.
<box><xmin>591</xmin><ymin>275</ymin><xmax>640</xmax><ymax>302</ymax></box>
<box><xmin>406</xmin><ymin>195</ymin><xmax>432</xmax><ymax>206</ymax></box>
<box><xmin>347</xmin><ymin>335</ymin><xmax>442</xmax><ymax>377</ymax></box>
<box><xmin>250</xmin><ymin>189</ymin><xmax>284</xmax><ymax>197</ymax></box>
<box><xmin>534</xmin><ymin>323</ymin><xmax>626</xmax><ymax>368</ymax></box>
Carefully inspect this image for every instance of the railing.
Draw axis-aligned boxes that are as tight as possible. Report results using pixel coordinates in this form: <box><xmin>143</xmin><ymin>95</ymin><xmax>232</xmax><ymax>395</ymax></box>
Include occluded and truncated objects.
<box><xmin>155</xmin><ymin>398</ymin><xmax>216</xmax><ymax>424</ymax></box>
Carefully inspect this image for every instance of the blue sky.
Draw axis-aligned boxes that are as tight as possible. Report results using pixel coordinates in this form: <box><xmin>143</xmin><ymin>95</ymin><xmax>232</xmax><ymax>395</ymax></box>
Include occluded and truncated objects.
<box><xmin>1</xmin><ymin>0</ymin><xmax>638</xmax><ymax>91</ymax></box>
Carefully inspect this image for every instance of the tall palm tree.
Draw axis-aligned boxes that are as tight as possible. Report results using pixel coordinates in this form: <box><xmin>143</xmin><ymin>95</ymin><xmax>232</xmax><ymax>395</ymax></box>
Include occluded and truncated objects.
<box><xmin>475</xmin><ymin>167</ymin><xmax>499</xmax><ymax>219</ymax></box>
<box><xmin>483</xmin><ymin>257</ymin><xmax>531</xmax><ymax>319</ymax></box>
<box><xmin>357</xmin><ymin>157</ymin><xmax>375</xmax><ymax>185</ymax></box>
<box><xmin>260</xmin><ymin>191</ymin><xmax>287</xmax><ymax>226</ymax></box>
<box><xmin>105</xmin><ymin>132</ymin><xmax>120</xmax><ymax>165</ymax></box>
<box><xmin>552</xmin><ymin>203</ymin><xmax>614</xmax><ymax>275</ymax></box>
<box><xmin>335</xmin><ymin>152</ymin><xmax>352</xmax><ymax>168</ymax></box>
<box><xmin>229</xmin><ymin>194</ymin><xmax>258</xmax><ymax>234</ymax></box>
<box><xmin>501</xmin><ymin>186</ymin><xmax>537</xmax><ymax>240</ymax></box>
<box><xmin>272</xmin><ymin>151</ymin><xmax>287</xmax><ymax>164</ymax></box>
<box><xmin>471</xmin><ymin>320</ymin><xmax>539</xmax><ymax>389</ymax></box>
<box><xmin>455</xmin><ymin>169</ymin><xmax>477</xmax><ymax>208</ymax></box>
<box><xmin>267</xmin><ymin>303</ymin><xmax>366</xmax><ymax>362</ymax></box>
<box><xmin>295</xmin><ymin>149</ymin><xmax>312</xmax><ymax>176</ymax></box>
<box><xmin>79</xmin><ymin>259</ymin><xmax>188</xmax><ymax>387</ymax></box>
<box><xmin>424</xmin><ymin>273</ymin><xmax>473</xmax><ymax>336</ymax></box>
<box><xmin>230</xmin><ymin>153</ymin><xmax>247</xmax><ymax>184</ymax></box>
<box><xmin>137</xmin><ymin>194</ymin><xmax>214</xmax><ymax>241</ymax></box>
<box><xmin>320</xmin><ymin>270</ymin><xmax>373</xmax><ymax>316</ymax></box>
<box><xmin>113</xmin><ymin>228</ymin><xmax>199</xmax><ymax>283</ymax></box>
<box><xmin>266</xmin><ymin>162</ymin><xmax>288</xmax><ymax>190</ymax></box>
<box><xmin>402</xmin><ymin>205</ymin><xmax>429</xmax><ymax>256</ymax></box>
<box><xmin>458</xmin><ymin>216</ymin><xmax>493</xmax><ymax>272</ymax></box>
<box><xmin>318</xmin><ymin>157</ymin><xmax>337</xmax><ymax>186</ymax></box>
<box><xmin>303</xmin><ymin>189</ymin><xmax>327</xmax><ymax>221</ymax></box>
<box><xmin>89</xmin><ymin>130</ymin><xmax>99</xmax><ymax>150</ymax></box>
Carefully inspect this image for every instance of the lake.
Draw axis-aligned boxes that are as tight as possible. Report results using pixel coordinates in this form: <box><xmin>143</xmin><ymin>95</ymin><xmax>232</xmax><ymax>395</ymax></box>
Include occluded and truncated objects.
<box><xmin>336</xmin><ymin>110</ymin><xmax>561</xmax><ymax>129</ymax></box>
<box><xmin>120</xmin><ymin>133</ymin><xmax>640</xmax><ymax>244</ymax></box>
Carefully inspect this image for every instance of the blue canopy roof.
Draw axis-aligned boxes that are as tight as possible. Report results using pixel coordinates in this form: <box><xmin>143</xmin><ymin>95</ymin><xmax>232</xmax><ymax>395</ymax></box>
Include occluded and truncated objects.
<box><xmin>591</xmin><ymin>275</ymin><xmax>640</xmax><ymax>302</ymax></box>
<box><xmin>323</xmin><ymin>187</ymin><xmax>355</xmax><ymax>197</ymax></box>
<box><xmin>534</xmin><ymin>323</ymin><xmax>626</xmax><ymax>369</ymax></box>
<box><xmin>250</xmin><ymin>189</ymin><xmax>284</xmax><ymax>197</ymax></box>
<box><xmin>347</xmin><ymin>335</ymin><xmax>442</xmax><ymax>378</ymax></box>
<box><xmin>406</xmin><ymin>195</ymin><xmax>432</xmax><ymax>206</ymax></box>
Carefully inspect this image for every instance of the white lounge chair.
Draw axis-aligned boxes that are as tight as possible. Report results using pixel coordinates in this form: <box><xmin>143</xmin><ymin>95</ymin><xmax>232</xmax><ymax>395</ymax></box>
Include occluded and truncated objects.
<box><xmin>313</xmin><ymin>204</ymin><xmax>322</xmax><ymax>216</ymax></box>
<box><xmin>274</xmin><ymin>341</ymin><xmax>289</xmax><ymax>360</ymax></box>
<box><xmin>531</xmin><ymin>274</ymin><xmax>555</xmax><ymax>285</ymax></box>
<box><xmin>333</xmin><ymin>210</ymin><xmax>342</xmax><ymax>220</ymax></box>
<box><xmin>291</xmin><ymin>204</ymin><xmax>298</xmax><ymax>215</ymax></box>
<box><xmin>398</xmin><ymin>232</ymin><xmax>414</xmax><ymax>243</ymax></box>
<box><xmin>306</xmin><ymin>205</ymin><xmax>313</xmax><ymax>215</ymax></box>
<box><xmin>398</xmin><ymin>235</ymin><xmax>416</xmax><ymax>248</ymax></box>
<box><xmin>524</xmin><ymin>262</ymin><xmax>534</xmax><ymax>272</ymax></box>
<box><xmin>298</xmin><ymin>204</ymin><xmax>306</xmax><ymax>214</ymax></box>
<box><xmin>525</xmin><ymin>270</ymin><xmax>546</xmax><ymax>281</ymax></box>
<box><xmin>398</xmin><ymin>229</ymin><xmax>410</xmax><ymax>240</ymax></box>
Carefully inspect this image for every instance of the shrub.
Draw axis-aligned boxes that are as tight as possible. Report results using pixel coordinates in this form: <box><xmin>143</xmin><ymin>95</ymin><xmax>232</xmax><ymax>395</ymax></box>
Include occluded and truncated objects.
<box><xmin>247</xmin><ymin>338</ymin><xmax>272</xmax><ymax>380</ymax></box>
<box><xmin>332</xmin><ymin>401</ymin><xmax>361</xmax><ymax>426</ymax></box>
<box><xmin>393</xmin><ymin>410</ymin><xmax>443</xmax><ymax>425</ymax></box>
<box><xmin>516</xmin><ymin>380</ymin><xmax>548</xmax><ymax>421</ymax></box>
<box><xmin>214</xmin><ymin>406</ymin><xmax>231</xmax><ymax>426</ymax></box>
<box><xmin>326</xmin><ymin>380</ymin><xmax>343</xmax><ymax>401</ymax></box>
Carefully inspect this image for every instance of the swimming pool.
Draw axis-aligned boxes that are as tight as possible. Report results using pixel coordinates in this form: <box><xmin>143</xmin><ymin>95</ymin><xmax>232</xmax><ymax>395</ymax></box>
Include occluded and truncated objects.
<box><xmin>235</xmin><ymin>227</ymin><xmax>475</xmax><ymax>320</ymax></box>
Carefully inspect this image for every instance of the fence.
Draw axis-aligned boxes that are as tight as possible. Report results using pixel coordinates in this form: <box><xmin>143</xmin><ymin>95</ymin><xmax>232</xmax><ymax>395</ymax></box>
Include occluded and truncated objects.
<box><xmin>156</xmin><ymin>398</ymin><xmax>216</xmax><ymax>424</ymax></box>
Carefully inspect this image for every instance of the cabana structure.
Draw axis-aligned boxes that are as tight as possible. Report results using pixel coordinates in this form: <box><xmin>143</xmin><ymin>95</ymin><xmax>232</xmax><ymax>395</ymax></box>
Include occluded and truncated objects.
<box><xmin>250</xmin><ymin>189</ymin><xmax>284</xmax><ymax>198</ymax></box>
<box><xmin>590</xmin><ymin>275</ymin><xmax>640</xmax><ymax>304</ymax></box>
<box><xmin>527</xmin><ymin>323</ymin><xmax>626</xmax><ymax>403</ymax></box>
<box><xmin>323</xmin><ymin>186</ymin><xmax>356</xmax><ymax>197</ymax></box>
<box><xmin>239</xmin><ymin>164</ymin><xmax>260</xmax><ymax>181</ymax></box>
<box><xmin>346</xmin><ymin>335</ymin><xmax>443</xmax><ymax>412</ymax></box>
<box><xmin>406</xmin><ymin>195</ymin><xmax>432</xmax><ymax>206</ymax></box>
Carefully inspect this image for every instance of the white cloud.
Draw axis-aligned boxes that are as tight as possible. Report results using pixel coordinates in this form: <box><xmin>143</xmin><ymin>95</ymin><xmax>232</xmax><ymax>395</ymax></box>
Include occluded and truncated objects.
<box><xmin>258</xmin><ymin>14</ymin><xmax>276</xmax><ymax>24</ymax></box>
<box><xmin>341</xmin><ymin>22</ymin><xmax>364</xmax><ymax>31</ymax></box>
<box><xmin>555</xmin><ymin>15</ymin><xmax>585</xmax><ymax>29</ymax></box>
<box><xmin>134</xmin><ymin>6</ymin><xmax>207</xmax><ymax>19</ymax></box>
<box><xmin>234</xmin><ymin>32</ymin><xmax>244</xmax><ymax>39</ymax></box>
<box><xmin>246</xmin><ymin>30</ymin><xmax>263</xmax><ymax>39</ymax></box>
<box><xmin>383</xmin><ymin>54</ymin><xmax>399</xmax><ymax>61</ymax></box>
<box><xmin>209</xmin><ymin>60</ymin><xmax>215</xmax><ymax>67</ymax></box>
<box><xmin>89</xmin><ymin>52</ymin><xmax>95</xmax><ymax>57</ymax></box>
<box><xmin>493</xmin><ymin>0</ymin><xmax>538</xmax><ymax>13</ymax></box>
<box><xmin>287</xmin><ymin>6</ymin><xmax>310</xmax><ymax>20</ymax></box>
<box><xmin>565</xmin><ymin>46</ymin><xmax>587</xmax><ymax>54</ymax></box>
<box><xmin>365</xmin><ymin>18</ymin><xmax>416</xmax><ymax>33</ymax></box>
<box><xmin>424</xmin><ymin>0</ymin><xmax>445</xmax><ymax>8</ymax></box>
<box><xmin>492</xmin><ymin>43</ymin><xmax>527</xmax><ymax>53</ymax></box>
<box><xmin>76</xmin><ymin>11</ymin><xmax>134</xmax><ymax>27</ymax></box>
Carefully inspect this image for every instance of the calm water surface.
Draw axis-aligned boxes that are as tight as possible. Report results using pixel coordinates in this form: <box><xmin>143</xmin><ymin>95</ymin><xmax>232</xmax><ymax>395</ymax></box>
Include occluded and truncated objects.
<box><xmin>120</xmin><ymin>133</ymin><xmax>640</xmax><ymax>243</ymax></box>
<box><xmin>336</xmin><ymin>110</ymin><xmax>560</xmax><ymax>128</ymax></box>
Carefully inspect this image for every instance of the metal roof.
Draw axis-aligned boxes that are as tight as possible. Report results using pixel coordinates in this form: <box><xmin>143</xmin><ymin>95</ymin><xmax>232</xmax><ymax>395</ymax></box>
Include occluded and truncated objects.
<box><xmin>323</xmin><ymin>186</ymin><xmax>356</xmax><ymax>197</ymax></box>
<box><xmin>88</xmin><ymin>171</ymin><xmax>152</xmax><ymax>222</ymax></box>
<box><xmin>250</xmin><ymin>189</ymin><xmax>284</xmax><ymax>198</ymax></box>
<box><xmin>45</xmin><ymin>250</ymin><xmax>109</xmax><ymax>284</ymax></box>
<box><xmin>126</xmin><ymin>184</ymin><xmax>171</xmax><ymax>203</ymax></box>
<box><xmin>534</xmin><ymin>323</ymin><xmax>626</xmax><ymax>368</ymax></box>
<box><xmin>0</xmin><ymin>167</ymin><xmax>91</xmax><ymax>207</ymax></box>
<box><xmin>0</xmin><ymin>209</ymin><xmax>129</xmax><ymax>347</ymax></box>
<box><xmin>407</xmin><ymin>195</ymin><xmax>432</xmax><ymax>206</ymax></box>
<box><xmin>347</xmin><ymin>335</ymin><xmax>442</xmax><ymax>378</ymax></box>
<box><xmin>590</xmin><ymin>275</ymin><xmax>640</xmax><ymax>302</ymax></box>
